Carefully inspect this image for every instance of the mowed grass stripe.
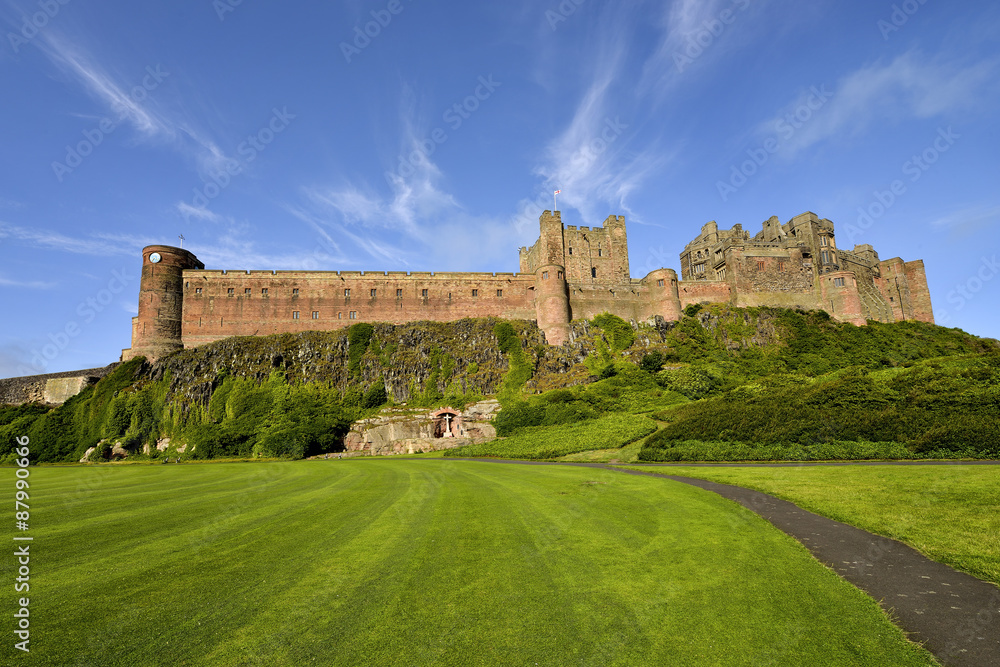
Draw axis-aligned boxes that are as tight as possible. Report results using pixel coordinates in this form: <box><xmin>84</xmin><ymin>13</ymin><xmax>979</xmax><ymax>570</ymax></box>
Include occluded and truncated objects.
<box><xmin>14</xmin><ymin>461</ymin><xmax>937</xmax><ymax>666</ymax></box>
<box><xmin>626</xmin><ymin>464</ymin><xmax>1000</xmax><ymax>587</ymax></box>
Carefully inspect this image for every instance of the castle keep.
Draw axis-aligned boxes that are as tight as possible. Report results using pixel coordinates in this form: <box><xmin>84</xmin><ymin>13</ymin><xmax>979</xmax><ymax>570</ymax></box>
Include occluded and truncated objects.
<box><xmin>122</xmin><ymin>210</ymin><xmax>933</xmax><ymax>361</ymax></box>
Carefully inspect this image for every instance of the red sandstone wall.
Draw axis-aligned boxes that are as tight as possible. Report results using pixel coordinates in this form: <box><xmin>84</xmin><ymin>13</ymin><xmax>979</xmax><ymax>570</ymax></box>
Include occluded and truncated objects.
<box><xmin>180</xmin><ymin>270</ymin><xmax>537</xmax><ymax>348</ymax></box>
<box><xmin>678</xmin><ymin>281</ymin><xmax>732</xmax><ymax>308</ymax></box>
<box><xmin>876</xmin><ymin>258</ymin><xmax>914</xmax><ymax>321</ymax></box>
<box><xmin>820</xmin><ymin>272</ymin><xmax>866</xmax><ymax>325</ymax></box>
<box><xmin>903</xmin><ymin>260</ymin><xmax>934</xmax><ymax>323</ymax></box>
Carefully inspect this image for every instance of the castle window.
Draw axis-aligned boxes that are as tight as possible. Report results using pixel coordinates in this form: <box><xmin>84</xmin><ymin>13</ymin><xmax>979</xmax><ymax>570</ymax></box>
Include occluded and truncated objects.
<box><xmin>694</xmin><ymin>263</ymin><xmax>706</xmax><ymax>275</ymax></box>
<box><xmin>370</xmin><ymin>289</ymin><xmax>377</xmax><ymax>298</ymax></box>
<box><xmin>834</xmin><ymin>277</ymin><xmax>845</xmax><ymax>287</ymax></box>
<box><xmin>497</xmin><ymin>289</ymin><xmax>503</xmax><ymax>297</ymax></box>
<box><xmin>262</xmin><ymin>288</ymin><xmax>268</xmax><ymax>296</ymax></box>
<box><xmin>591</xmin><ymin>267</ymin><xmax>596</xmax><ymax>278</ymax></box>
<box><xmin>422</xmin><ymin>289</ymin><xmax>428</xmax><ymax>297</ymax></box>
<box><xmin>657</xmin><ymin>279</ymin><xmax>665</xmax><ymax>287</ymax></box>
<box><xmin>312</xmin><ymin>311</ymin><xmax>319</xmax><ymax>319</ymax></box>
<box><xmin>820</xmin><ymin>236</ymin><xmax>829</xmax><ymax>247</ymax></box>
<box><xmin>338</xmin><ymin>312</ymin><xmax>343</xmax><ymax>320</ymax></box>
<box><xmin>542</xmin><ymin>271</ymin><xmax>549</xmax><ymax>280</ymax></box>
<box><xmin>349</xmin><ymin>311</ymin><xmax>357</xmax><ymax>319</ymax></box>
<box><xmin>598</xmin><ymin>248</ymin><xmax>602</xmax><ymax>257</ymax></box>
<box><xmin>344</xmin><ymin>288</ymin><xmax>351</xmax><ymax>297</ymax></box>
<box><xmin>292</xmin><ymin>311</ymin><xmax>300</xmax><ymax>319</ymax></box>
<box><xmin>557</xmin><ymin>271</ymin><xmax>563</xmax><ymax>279</ymax></box>
<box><xmin>568</xmin><ymin>247</ymin><xmax>573</xmax><ymax>255</ymax></box>
<box><xmin>228</xmin><ymin>288</ymin><xmax>234</xmax><ymax>297</ymax></box>
<box><xmin>778</xmin><ymin>261</ymin><xmax>785</xmax><ymax>272</ymax></box>
<box><xmin>718</xmin><ymin>268</ymin><xmax>726</xmax><ymax>280</ymax></box>
<box><xmin>472</xmin><ymin>289</ymin><xmax>478</xmax><ymax>297</ymax></box>
<box><xmin>292</xmin><ymin>288</ymin><xmax>299</xmax><ymax>296</ymax></box>
<box><xmin>756</xmin><ymin>261</ymin><xmax>765</xmax><ymax>272</ymax></box>
<box><xmin>195</xmin><ymin>288</ymin><xmax>202</xmax><ymax>294</ymax></box>
<box><xmin>397</xmin><ymin>289</ymin><xmax>403</xmax><ymax>298</ymax></box>
<box><xmin>821</xmin><ymin>251</ymin><xmax>831</xmax><ymax>264</ymax></box>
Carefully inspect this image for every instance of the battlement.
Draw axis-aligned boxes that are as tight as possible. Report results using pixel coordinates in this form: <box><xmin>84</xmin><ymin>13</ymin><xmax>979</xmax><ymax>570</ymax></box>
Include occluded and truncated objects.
<box><xmin>126</xmin><ymin>208</ymin><xmax>933</xmax><ymax>361</ymax></box>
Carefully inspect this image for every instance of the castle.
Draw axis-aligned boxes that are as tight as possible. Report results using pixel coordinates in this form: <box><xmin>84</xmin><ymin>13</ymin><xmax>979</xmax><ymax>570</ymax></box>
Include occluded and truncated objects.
<box><xmin>122</xmin><ymin>210</ymin><xmax>933</xmax><ymax>361</ymax></box>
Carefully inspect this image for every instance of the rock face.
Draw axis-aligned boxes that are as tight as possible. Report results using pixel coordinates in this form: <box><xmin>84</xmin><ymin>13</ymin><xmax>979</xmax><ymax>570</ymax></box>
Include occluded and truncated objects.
<box><xmin>344</xmin><ymin>399</ymin><xmax>499</xmax><ymax>455</ymax></box>
<box><xmin>0</xmin><ymin>365</ymin><xmax>117</xmax><ymax>406</ymax></box>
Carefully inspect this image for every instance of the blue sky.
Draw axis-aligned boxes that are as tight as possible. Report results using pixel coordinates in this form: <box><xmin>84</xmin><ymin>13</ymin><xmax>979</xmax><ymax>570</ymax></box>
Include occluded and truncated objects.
<box><xmin>1</xmin><ymin>0</ymin><xmax>998</xmax><ymax>378</ymax></box>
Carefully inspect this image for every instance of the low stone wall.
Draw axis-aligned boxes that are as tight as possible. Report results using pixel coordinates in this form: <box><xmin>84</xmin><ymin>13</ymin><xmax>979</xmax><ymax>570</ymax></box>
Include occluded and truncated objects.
<box><xmin>0</xmin><ymin>364</ymin><xmax>118</xmax><ymax>406</ymax></box>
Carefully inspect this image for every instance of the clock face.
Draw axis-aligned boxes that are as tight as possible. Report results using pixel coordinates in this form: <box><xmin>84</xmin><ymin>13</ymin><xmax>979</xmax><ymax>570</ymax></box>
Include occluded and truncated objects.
<box><xmin>149</xmin><ymin>252</ymin><xmax>162</xmax><ymax>263</ymax></box>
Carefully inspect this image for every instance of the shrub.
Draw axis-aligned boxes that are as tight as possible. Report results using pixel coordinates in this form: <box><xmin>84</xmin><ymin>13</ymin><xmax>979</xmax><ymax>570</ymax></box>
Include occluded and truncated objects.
<box><xmin>683</xmin><ymin>303</ymin><xmax>702</xmax><ymax>317</ymax></box>
<box><xmin>362</xmin><ymin>379</ymin><xmax>388</xmax><ymax>409</ymax></box>
<box><xmin>591</xmin><ymin>313</ymin><xmax>635</xmax><ymax>354</ymax></box>
<box><xmin>639</xmin><ymin>351</ymin><xmax>665</xmax><ymax>373</ymax></box>
<box><xmin>348</xmin><ymin>323</ymin><xmax>375</xmax><ymax>375</ymax></box>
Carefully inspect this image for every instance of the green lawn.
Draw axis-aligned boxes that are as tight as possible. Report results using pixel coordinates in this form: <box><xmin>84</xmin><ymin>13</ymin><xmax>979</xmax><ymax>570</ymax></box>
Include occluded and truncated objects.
<box><xmin>5</xmin><ymin>460</ymin><xmax>937</xmax><ymax>666</ymax></box>
<box><xmin>623</xmin><ymin>464</ymin><xmax>1000</xmax><ymax>587</ymax></box>
<box><xmin>446</xmin><ymin>413</ymin><xmax>658</xmax><ymax>460</ymax></box>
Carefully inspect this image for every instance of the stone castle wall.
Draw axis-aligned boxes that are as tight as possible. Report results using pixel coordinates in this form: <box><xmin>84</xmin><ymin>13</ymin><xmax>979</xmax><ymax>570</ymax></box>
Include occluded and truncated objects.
<box><xmin>122</xmin><ymin>210</ymin><xmax>934</xmax><ymax>362</ymax></box>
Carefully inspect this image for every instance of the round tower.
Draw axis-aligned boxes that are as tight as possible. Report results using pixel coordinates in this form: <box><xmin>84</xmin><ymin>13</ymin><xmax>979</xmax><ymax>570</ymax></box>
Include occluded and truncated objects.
<box><xmin>129</xmin><ymin>245</ymin><xmax>204</xmax><ymax>361</ymax></box>
<box><xmin>646</xmin><ymin>268</ymin><xmax>682</xmax><ymax>322</ymax></box>
<box><xmin>534</xmin><ymin>264</ymin><xmax>571</xmax><ymax>345</ymax></box>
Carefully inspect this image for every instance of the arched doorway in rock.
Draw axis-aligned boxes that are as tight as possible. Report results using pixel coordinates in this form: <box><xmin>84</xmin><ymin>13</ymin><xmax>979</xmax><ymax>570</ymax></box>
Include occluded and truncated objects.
<box><xmin>431</xmin><ymin>407</ymin><xmax>462</xmax><ymax>438</ymax></box>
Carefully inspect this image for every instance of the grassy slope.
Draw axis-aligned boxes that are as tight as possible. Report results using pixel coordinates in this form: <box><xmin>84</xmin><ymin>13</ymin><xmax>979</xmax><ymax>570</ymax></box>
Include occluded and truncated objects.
<box><xmin>6</xmin><ymin>461</ymin><xmax>936</xmax><ymax>666</ymax></box>
<box><xmin>446</xmin><ymin>414</ymin><xmax>658</xmax><ymax>460</ymax></box>
<box><xmin>623</xmin><ymin>464</ymin><xmax>1000</xmax><ymax>587</ymax></box>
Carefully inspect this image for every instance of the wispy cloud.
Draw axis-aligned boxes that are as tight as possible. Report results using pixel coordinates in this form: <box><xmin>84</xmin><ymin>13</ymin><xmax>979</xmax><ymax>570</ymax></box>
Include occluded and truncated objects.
<box><xmin>767</xmin><ymin>51</ymin><xmax>999</xmax><ymax>156</ymax></box>
<box><xmin>928</xmin><ymin>204</ymin><xmax>1000</xmax><ymax>236</ymax></box>
<box><xmin>176</xmin><ymin>201</ymin><xmax>223</xmax><ymax>223</ymax></box>
<box><xmin>35</xmin><ymin>30</ymin><xmax>241</xmax><ymax>182</ymax></box>
<box><xmin>0</xmin><ymin>275</ymin><xmax>57</xmax><ymax>289</ymax></box>
<box><xmin>36</xmin><ymin>32</ymin><xmax>172</xmax><ymax>138</ymax></box>
<box><xmin>529</xmin><ymin>4</ymin><xmax>672</xmax><ymax>228</ymax></box>
<box><xmin>0</xmin><ymin>222</ymin><xmax>150</xmax><ymax>256</ymax></box>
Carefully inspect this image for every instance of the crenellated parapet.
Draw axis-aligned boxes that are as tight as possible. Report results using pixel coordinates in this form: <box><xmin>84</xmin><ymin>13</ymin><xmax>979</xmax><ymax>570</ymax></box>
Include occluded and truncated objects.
<box><xmin>124</xmin><ymin>209</ymin><xmax>934</xmax><ymax>360</ymax></box>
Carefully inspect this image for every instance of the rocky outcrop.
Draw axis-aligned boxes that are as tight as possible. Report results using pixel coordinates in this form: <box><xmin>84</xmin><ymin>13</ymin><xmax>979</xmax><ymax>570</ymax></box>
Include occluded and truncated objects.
<box><xmin>147</xmin><ymin>319</ymin><xmax>545</xmax><ymax>408</ymax></box>
<box><xmin>0</xmin><ymin>365</ymin><xmax>117</xmax><ymax>406</ymax></box>
<box><xmin>344</xmin><ymin>400</ymin><xmax>499</xmax><ymax>455</ymax></box>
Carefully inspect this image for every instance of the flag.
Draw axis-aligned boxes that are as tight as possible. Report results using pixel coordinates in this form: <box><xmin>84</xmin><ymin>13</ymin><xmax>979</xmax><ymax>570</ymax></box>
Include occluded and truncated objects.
<box><xmin>554</xmin><ymin>190</ymin><xmax>561</xmax><ymax>195</ymax></box>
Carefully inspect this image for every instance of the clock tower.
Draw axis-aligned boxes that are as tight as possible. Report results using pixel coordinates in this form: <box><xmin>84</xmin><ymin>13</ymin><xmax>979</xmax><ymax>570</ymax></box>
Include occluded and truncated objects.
<box><xmin>124</xmin><ymin>245</ymin><xmax>204</xmax><ymax>362</ymax></box>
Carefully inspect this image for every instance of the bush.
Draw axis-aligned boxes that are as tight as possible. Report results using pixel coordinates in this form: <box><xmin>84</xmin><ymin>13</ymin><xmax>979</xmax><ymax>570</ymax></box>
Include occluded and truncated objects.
<box><xmin>361</xmin><ymin>379</ymin><xmax>388</xmax><ymax>409</ymax></box>
<box><xmin>348</xmin><ymin>323</ymin><xmax>375</xmax><ymax>375</ymax></box>
<box><xmin>655</xmin><ymin>366</ymin><xmax>718</xmax><ymax>400</ymax></box>
<box><xmin>683</xmin><ymin>303</ymin><xmax>702</xmax><ymax>317</ymax></box>
<box><xmin>591</xmin><ymin>313</ymin><xmax>635</xmax><ymax>354</ymax></box>
<box><xmin>639</xmin><ymin>351</ymin><xmax>665</xmax><ymax>373</ymax></box>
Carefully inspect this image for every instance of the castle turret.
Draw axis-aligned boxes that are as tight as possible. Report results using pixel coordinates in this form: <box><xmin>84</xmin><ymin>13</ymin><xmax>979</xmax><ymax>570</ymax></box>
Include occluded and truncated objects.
<box><xmin>644</xmin><ymin>268</ymin><xmax>682</xmax><ymax>322</ymax></box>
<box><xmin>534</xmin><ymin>263</ymin><xmax>571</xmax><ymax>345</ymax></box>
<box><xmin>124</xmin><ymin>245</ymin><xmax>204</xmax><ymax>361</ymax></box>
